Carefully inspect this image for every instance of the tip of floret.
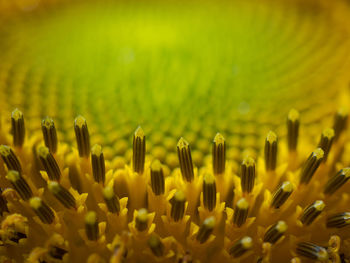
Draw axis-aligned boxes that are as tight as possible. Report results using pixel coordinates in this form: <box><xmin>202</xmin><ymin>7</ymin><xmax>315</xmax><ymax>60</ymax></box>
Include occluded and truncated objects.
<box><xmin>85</xmin><ymin>211</ymin><xmax>97</xmax><ymax>225</ymax></box>
<box><xmin>177</xmin><ymin>137</ymin><xmax>189</xmax><ymax>149</ymax></box>
<box><xmin>103</xmin><ymin>186</ymin><xmax>114</xmax><ymax>199</ymax></box>
<box><xmin>91</xmin><ymin>144</ymin><xmax>102</xmax><ymax>156</ymax></box>
<box><xmin>0</xmin><ymin>145</ymin><xmax>10</xmax><ymax>156</ymax></box>
<box><xmin>313</xmin><ymin>148</ymin><xmax>324</xmax><ymax>160</ymax></box>
<box><xmin>47</xmin><ymin>181</ymin><xmax>60</xmax><ymax>194</ymax></box>
<box><xmin>313</xmin><ymin>200</ymin><xmax>325</xmax><ymax>211</ymax></box>
<box><xmin>6</xmin><ymin>170</ymin><xmax>20</xmax><ymax>182</ymax></box>
<box><xmin>74</xmin><ymin>115</ymin><xmax>87</xmax><ymax>128</ymax></box>
<box><xmin>134</xmin><ymin>126</ymin><xmax>145</xmax><ymax>138</ymax></box>
<box><xmin>236</xmin><ymin>198</ymin><xmax>249</xmax><ymax>210</ymax></box>
<box><xmin>242</xmin><ymin>156</ymin><xmax>255</xmax><ymax>167</ymax></box>
<box><xmin>288</xmin><ymin>109</ymin><xmax>299</xmax><ymax>122</ymax></box>
<box><xmin>37</xmin><ymin>145</ymin><xmax>50</xmax><ymax>158</ymax></box>
<box><xmin>11</xmin><ymin>108</ymin><xmax>23</xmax><ymax>121</ymax></box>
<box><xmin>276</xmin><ymin>221</ymin><xmax>287</xmax><ymax>232</ymax></box>
<box><xmin>151</xmin><ymin>159</ymin><xmax>162</xmax><ymax>172</ymax></box>
<box><xmin>203</xmin><ymin>216</ymin><xmax>215</xmax><ymax>229</ymax></box>
<box><xmin>213</xmin><ymin>133</ymin><xmax>225</xmax><ymax>144</ymax></box>
<box><xmin>137</xmin><ymin>208</ymin><xmax>148</xmax><ymax>222</ymax></box>
<box><xmin>266</xmin><ymin>131</ymin><xmax>277</xmax><ymax>143</ymax></box>
<box><xmin>42</xmin><ymin>117</ymin><xmax>55</xmax><ymax>128</ymax></box>
<box><xmin>322</xmin><ymin>128</ymin><xmax>335</xmax><ymax>139</ymax></box>
<box><xmin>29</xmin><ymin>197</ymin><xmax>42</xmax><ymax>210</ymax></box>
<box><xmin>281</xmin><ymin>181</ymin><xmax>293</xmax><ymax>192</ymax></box>
<box><xmin>203</xmin><ymin>173</ymin><xmax>215</xmax><ymax>184</ymax></box>
<box><xmin>174</xmin><ymin>190</ymin><xmax>186</xmax><ymax>202</ymax></box>
<box><xmin>241</xmin><ymin>236</ymin><xmax>253</xmax><ymax>249</ymax></box>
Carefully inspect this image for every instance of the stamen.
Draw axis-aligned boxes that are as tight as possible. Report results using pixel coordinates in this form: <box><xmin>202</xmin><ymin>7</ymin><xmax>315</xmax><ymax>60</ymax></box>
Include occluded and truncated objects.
<box><xmin>212</xmin><ymin>133</ymin><xmax>226</xmax><ymax>175</ymax></box>
<box><xmin>296</xmin><ymin>242</ymin><xmax>328</xmax><ymax>261</ymax></box>
<box><xmin>38</xmin><ymin>146</ymin><xmax>61</xmax><ymax>181</ymax></box>
<box><xmin>6</xmin><ymin>170</ymin><xmax>33</xmax><ymax>200</ymax></box>
<box><xmin>196</xmin><ymin>216</ymin><xmax>215</xmax><ymax>244</ymax></box>
<box><xmin>150</xmin><ymin>160</ymin><xmax>165</xmax><ymax>195</ymax></box>
<box><xmin>30</xmin><ymin>197</ymin><xmax>55</xmax><ymax>224</ymax></box>
<box><xmin>11</xmin><ymin>108</ymin><xmax>25</xmax><ymax>147</ymax></box>
<box><xmin>326</xmin><ymin>212</ymin><xmax>350</xmax><ymax>228</ymax></box>
<box><xmin>91</xmin><ymin>144</ymin><xmax>105</xmax><ymax>184</ymax></box>
<box><xmin>74</xmin><ymin>115</ymin><xmax>90</xmax><ymax>158</ymax></box>
<box><xmin>271</xmin><ymin>181</ymin><xmax>293</xmax><ymax>209</ymax></box>
<box><xmin>41</xmin><ymin>117</ymin><xmax>58</xmax><ymax>153</ymax></box>
<box><xmin>133</xmin><ymin>126</ymin><xmax>146</xmax><ymax>174</ymax></box>
<box><xmin>203</xmin><ymin>173</ymin><xmax>216</xmax><ymax>211</ymax></box>
<box><xmin>264</xmin><ymin>131</ymin><xmax>278</xmax><ymax>171</ymax></box>
<box><xmin>170</xmin><ymin>190</ymin><xmax>186</xmax><ymax>222</ymax></box>
<box><xmin>0</xmin><ymin>145</ymin><xmax>22</xmax><ymax>174</ymax></box>
<box><xmin>48</xmin><ymin>181</ymin><xmax>76</xmax><ymax>209</ymax></box>
<box><xmin>233</xmin><ymin>198</ymin><xmax>249</xmax><ymax>227</ymax></box>
<box><xmin>299</xmin><ymin>200</ymin><xmax>325</xmax><ymax>226</ymax></box>
<box><xmin>135</xmin><ymin>208</ymin><xmax>148</xmax><ymax>232</ymax></box>
<box><xmin>287</xmin><ymin>109</ymin><xmax>299</xmax><ymax>152</ymax></box>
<box><xmin>0</xmin><ymin>188</ymin><xmax>9</xmax><ymax>215</ymax></box>
<box><xmin>229</xmin><ymin>236</ymin><xmax>253</xmax><ymax>258</ymax></box>
<box><xmin>333</xmin><ymin>109</ymin><xmax>348</xmax><ymax>141</ymax></box>
<box><xmin>299</xmin><ymin>148</ymin><xmax>324</xmax><ymax>185</ymax></box>
<box><xmin>103</xmin><ymin>186</ymin><xmax>120</xmax><ymax>214</ymax></box>
<box><xmin>317</xmin><ymin>128</ymin><xmax>334</xmax><ymax>162</ymax></box>
<box><xmin>177</xmin><ymin>137</ymin><xmax>194</xmax><ymax>182</ymax></box>
<box><xmin>263</xmin><ymin>221</ymin><xmax>287</xmax><ymax>244</ymax></box>
<box><xmin>240</xmin><ymin>157</ymin><xmax>256</xmax><ymax>193</ymax></box>
<box><xmin>324</xmin><ymin>168</ymin><xmax>350</xmax><ymax>195</ymax></box>
<box><xmin>85</xmin><ymin>211</ymin><xmax>99</xmax><ymax>241</ymax></box>
<box><xmin>148</xmin><ymin>235</ymin><xmax>164</xmax><ymax>257</ymax></box>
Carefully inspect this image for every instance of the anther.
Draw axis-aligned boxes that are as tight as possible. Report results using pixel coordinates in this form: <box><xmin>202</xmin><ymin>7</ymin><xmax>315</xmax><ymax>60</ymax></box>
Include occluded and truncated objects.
<box><xmin>177</xmin><ymin>137</ymin><xmax>194</xmax><ymax>182</ymax></box>
<box><xmin>48</xmin><ymin>181</ymin><xmax>76</xmax><ymax>209</ymax></box>
<box><xmin>296</xmin><ymin>242</ymin><xmax>329</xmax><ymax>261</ymax></box>
<box><xmin>0</xmin><ymin>188</ymin><xmax>9</xmax><ymax>215</ymax></box>
<box><xmin>229</xmin><ymin>236</ymin><xmax>253</xmax><ymax>258</ymax></box>
<box><xmin>324</xmin><ymin>168</ymin><xmax>350</xmax><ymax>195</ymax></box>
<box><xmin>135</xmin><ymin>208</ymin><xmax>148</xmax><ymax>232</ymax></box>
<box><xmin>263</xmin><ymin>221</ymin><xmax>287</xmax><ymax>244</ymax></box>
<box><xmin>326</xmin><ymin>212</ymin><xmax>350</xmax><ymax>228</ymax></box>
<box><xmin>170</xmin><ymin>190</ymin><xmax>186</xmax><ymax>222</ymax></box>
<box><xmin>41</xmin><ymin>117</ymin><xmax>58</xmax><ymax>153</ymax></box>
<box><xmin>212</xmin><ymin>133</ymin><xmax>226</xmax><ymax>175</ymax></box>
<box><xmin>148</xmin><ymin>235</ymin><xmax>164</xmax><ymax>257</ymax></box>
<box><xmin>85</xmin><ymin>211</ymin><xmax>99</xmax><ymax>241</ymax></box>
<box><xmin>203</xmin><ymin>173</ymin><xmax>216</xmax><ymax>211</ymax></box>
<box><xmin>91</xmin><ymin>144</ymin><xmax>105</xmax><ymax>184</ymax></box>
<box><xmin>196</xmin><ymin>216</ymin><xmax>215</xmax><ymax>244</ymax></box>
<box><xmin>38</xmin><ymin>146</ymin><xmax>61</xmax><ymax>181</ymax></box>
<box><xmin>264</xmin><ymin>131</ymin><xmax>278</xmax><ymax>171</ymax></box>
<box><xmin>317</xmin><ymin>128</ymin><xmax>334</xmax><ymax>162</ymax></box>
<box><xmin>133</xmin><ymin>126</ymin><xmax>146</xmax><ymax>174</ymax></box>
<box><xmin>150</xmin><ymin>160</ymin><xmax>165</xmax><ymax>195</ymax></box>
<box><xmin>271</xmin><ymin>181</ymin><xmax>293</xmax><ymax>209</ymax></box>
<box><xmin>299</xmin><ymin>200</ymin><xmax>325</xmax><ymax>226</ymax></box>
<box><xmin>30</xmin><ymin>197</ymin><xmax>55</xmax><ymax>224</ymax></box>
<box><xmin>233</xmin><ymin>198</ymin><xmax>249</xmax><ymax>227</ymax></box>
<box><xmin>74</xmin><ymin>115</ymin><xmax>90</xmax><ymax>158</ymax></box>
<box><xmin>299</xmin><ymin>148</ymin><xmax>324</xmax><ymax>185</ymax></box>
<box><xmin>240</xmin><ymin>157</ymin><xmax>256</xmax><ymax>193</ymax></box>
<box><xmin>103</xmin><ymin>186</ymin><xmax>120</xmax><ymax>214</ymax></box>
<box><xmin>287</xmin><ymin>109</ymin><xmax>299</xmax><ymax>152</ymax></box>
<box><xmin>333</xmin><ymin>109</ymin><xmax>348</xmax><ymax>141</ymax></box>
<box><xmin>0</xmin><ymin>145</ymin><xmax>22</xmax><ymax>174</ymax></box>
<box><xmin>6</xmin><ymin>170</ymin><xmax>33</xmax><ymax>200</ymax></box>
<box><xmin>11</xmin><ymin>108</ymin><xmax>25</xmax><ymax>147</ymax></box>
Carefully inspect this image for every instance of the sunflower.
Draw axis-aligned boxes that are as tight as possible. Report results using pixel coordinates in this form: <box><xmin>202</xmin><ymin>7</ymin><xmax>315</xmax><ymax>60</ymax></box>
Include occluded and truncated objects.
<box><xmin>0</xmin><ymin>0</ymin><xmax>350</xmax><ymax>262</ymax></box>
